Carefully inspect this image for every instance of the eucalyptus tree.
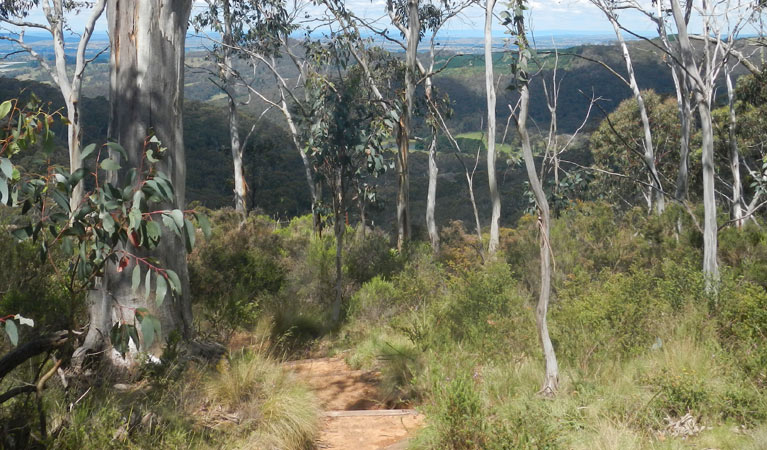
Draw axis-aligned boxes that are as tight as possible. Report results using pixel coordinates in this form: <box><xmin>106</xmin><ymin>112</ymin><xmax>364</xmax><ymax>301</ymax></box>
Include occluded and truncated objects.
<box><xmin>0</xmin><ymin>0</ymin><xmax>106</xmax><ymax>210</ymax></box>
<box><xmin>301</xmin><ymin>47</ymin><xmax>390</xmax><ymax>322</ymax></box>
<box><xmin>323</xmin><ymin>0</ymin><xmax>473</xmax><ymax>251</ymax></box>
<box><xmin>193</xmin><ymin>0</ymin><xmax>293</xmax><ymax>219</ymax></box>
<box><xmin>503</xmin><ymin>0</ymin><xmax>558</xmax><ymax>395</ymax></box>
<box><xmin>586</xmin><ymin>0</ymin><xmax>665</xmax><ymax>214</ymax></box>
<box><xmin>485</xmin><ymin>0</ymin><xmax>501</xmax><ymax>255</ymax></box>
<box><xmin>78</xmin><ymin>0</ymin><xmax>197</xmax><ymax>361</ymax></box>
<box><xmin>663</xmin><ymin>0</ymin><xmax>755</xmax><ymax>287</ymax></box>
<box><xmin>0</xmin><ymin>97</ymin><xmax>205</xmax><ymax>423</ymax></box>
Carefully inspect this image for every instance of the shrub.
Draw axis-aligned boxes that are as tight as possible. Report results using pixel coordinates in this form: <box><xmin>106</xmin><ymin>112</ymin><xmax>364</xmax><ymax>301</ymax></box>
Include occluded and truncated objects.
<box><xmin>438</xmin><ymin>220</ymin><xmax>485</xmax><ymax>271</ymax></box>
<box><xmin>345</xmin><ymin>229</ymin><xmax>402</xmax><ymax>284</ymax></box>
<box><xmin>188</xmin><ymin>211</ymin><xmax>284</xmax><ymax>338</ymax></box>
<box><xmin>552</xmin><ymin>261</ymin><xmax>704</xmax><ymax>366</ymax></box>
<box><xmin>347</xmin><ymin>276</ymin><xmax>398</xmax><ymax>322</ymax></box>
<box><xmin>647</xmin><ymin>368</ymin><xmax>710</xmax><ymax>418</ymax></box>
<box><xmin>716</xmin><ymin>279</ymin><xmax>767</xmax><ymax>386</ymax></box>
<box><xmin>0</xmin><ymin>211</ymin><xmax>81</xmax><ymax>334</ymax></box>
<box><xmin>440</xmin><ymin>261</ymin><xmax>536</xmax><ymax>356</ymax></box>
<box><xmin>430</xmin><ymin>373</ymin><xmax>486</xmax><ymax>449</ymax></box>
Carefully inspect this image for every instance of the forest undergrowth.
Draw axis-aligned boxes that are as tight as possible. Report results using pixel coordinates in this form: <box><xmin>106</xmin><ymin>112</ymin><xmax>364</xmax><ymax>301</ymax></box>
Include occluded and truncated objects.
<box><xmin>3</xmin><ymin>201</ymin><xmax>767</xmax><ymax>448</ymax></box>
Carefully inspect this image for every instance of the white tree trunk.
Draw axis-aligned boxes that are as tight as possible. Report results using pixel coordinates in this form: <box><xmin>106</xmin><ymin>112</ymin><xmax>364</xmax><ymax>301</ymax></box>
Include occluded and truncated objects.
<box><xmin>44</xmin><ymin>0</ymin><xmax>106</xmax><ymax>211</ymax></box>
<box><xmin>671</xmin><ymin>66</ymin><xmax>692</xmax><ymax>203</ymax></box>
<box><xmin>424</xmin><ymin>69</ymin><xmax>440</xmax><ymax>252</ymax></box>
<box><xmin>485</xmin><ymin>0</ymin><xmax>501</xmax><ymax>255</ymax></box>
<box><xmin>518</xmin><ymin>75</ymin><xmax>559</xmax><ymax>396</ymax></box>
<box><xmin>607</xmin><ymin>13</ymin><xmax>664</xmax><ymax>214</ymax></box>
<box><xmin>426</xmin><ymin>132</ymin><xmax>439</xmax><ymax>252</ymax></box>
<box><xmin>726</xmin><ymin>70</ymin><xmax>743</xmax><ymax>228</ymax></box>
<box><xmin>669</xmin><ymin>0</ymin><xmax>719</xmax><ymax>288</ymax></box>
<box><xmin>222</xmin><ymin>0</ymin><xmax>247</xmax><ymax>217</ymax></box>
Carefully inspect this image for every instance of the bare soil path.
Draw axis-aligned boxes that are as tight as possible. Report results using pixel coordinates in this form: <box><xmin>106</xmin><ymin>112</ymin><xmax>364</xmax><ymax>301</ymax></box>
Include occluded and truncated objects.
<box><xmin>286</xmin><ymin>357</ymin><xmax>424</xmax><ymax>450</ymax></box>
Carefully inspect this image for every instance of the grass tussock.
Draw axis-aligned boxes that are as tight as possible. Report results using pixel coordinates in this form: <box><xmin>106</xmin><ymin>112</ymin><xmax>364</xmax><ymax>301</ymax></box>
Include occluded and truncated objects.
<box><xmin>201</xmin><ymin>351</ymin><xmax>320</xmax><ymax>449</ymax></box>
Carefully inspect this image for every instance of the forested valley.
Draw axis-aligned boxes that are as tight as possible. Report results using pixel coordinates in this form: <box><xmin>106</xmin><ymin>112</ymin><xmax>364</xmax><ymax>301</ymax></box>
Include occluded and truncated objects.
<box><xmin>0</xmin><ymin>0</ymin><xmax>766</xmax><ymax>449</ymax></box>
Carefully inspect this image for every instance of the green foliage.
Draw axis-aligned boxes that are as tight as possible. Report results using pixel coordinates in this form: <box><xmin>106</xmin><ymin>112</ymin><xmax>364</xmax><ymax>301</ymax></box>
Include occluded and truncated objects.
<box><xmin>344</xmin><ymin>230</ymin><xmax>402</xmax><ymax>284</ymax></box>
<box><xmin>0</xmin><ymin>97</ymin><xmax>205</xmax><ymax>355</ymax></box>
<box><xmin>647</xmin><ymin>368</ymin><xmax>710</xmax><ymax>418</ymax></box>
<box><xmin>189</xmin><ymin>211</ymin><xmax>284</xmax><ymax>339</ymax></box>
<box><xmin>553</xmin><ymin>260</ymin><xmax>706</xmax><ymax>365</ymax></box>
<box><xmin>716</xmin><ymin>279</ymin><xmax>767</xmax><ymax>386</ymax></box>
<box><xmin>429</xmin><ymin>373</ymin><xmax>486</xmax><ymax>449</ymax></box>
<box><xmin>589</xmin><ymin>91</ymin><xmax>686</xmax><ymax>208</ymax></box>
<box><xmin>347</xmin><ymin>276</ymin><xmax>398</xmax><ymax>322</ymax></box>
<box><xmin>441</xmin><ymin>262</ymin><xmax>536</xmax><ymax>355</ymax></box>
<box><xmin>203</xmin><ymin>351</ymin><xmax>319</xmax><ymax>449</ymax></box>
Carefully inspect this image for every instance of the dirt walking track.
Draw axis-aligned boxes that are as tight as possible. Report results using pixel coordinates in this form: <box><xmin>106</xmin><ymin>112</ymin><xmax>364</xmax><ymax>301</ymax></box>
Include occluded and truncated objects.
<box><xmin>286</xmin><ymin>357</ymin><xmax>424</xmax><ymax>450</ymax></box>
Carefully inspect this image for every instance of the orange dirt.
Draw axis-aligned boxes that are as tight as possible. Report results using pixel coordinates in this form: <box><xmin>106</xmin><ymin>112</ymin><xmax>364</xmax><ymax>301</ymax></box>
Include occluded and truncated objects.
<box><xmin>286</xmin><ymin>357</ymin><xmax>425</xmax><ymax>450</ymax></box>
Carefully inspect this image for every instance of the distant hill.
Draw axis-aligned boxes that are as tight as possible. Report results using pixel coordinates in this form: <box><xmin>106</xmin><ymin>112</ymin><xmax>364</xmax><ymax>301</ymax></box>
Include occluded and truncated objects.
<box><xmin>0</xmin><ymin>37</ymin><xmax>760</xmax><ymax>231</ymax></box>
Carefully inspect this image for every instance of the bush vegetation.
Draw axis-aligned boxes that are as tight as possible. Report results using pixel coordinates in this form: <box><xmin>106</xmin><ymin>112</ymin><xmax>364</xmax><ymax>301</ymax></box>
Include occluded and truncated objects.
<box><xmin>5</xmin><ymin>200</ymin><xmax>767</xmax><ymax>448</ymax></box>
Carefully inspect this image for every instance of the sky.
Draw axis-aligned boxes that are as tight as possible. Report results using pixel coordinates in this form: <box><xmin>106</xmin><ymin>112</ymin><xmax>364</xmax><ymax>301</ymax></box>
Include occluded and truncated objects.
<box><xmin>8</xmin><ymin>0</ymin><xmax>660</xmax><ymax>37</ymax></box>
<box><xmin>6</xmin><ymin>0</ymin><xmax>757</xmax><ymax>43</ymax></box>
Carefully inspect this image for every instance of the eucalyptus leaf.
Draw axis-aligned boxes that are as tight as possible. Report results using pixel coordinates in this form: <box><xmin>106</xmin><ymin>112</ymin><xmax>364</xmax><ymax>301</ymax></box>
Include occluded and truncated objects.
<box><xmin>0</xmin><ymin>178</ymin><xmax>7</xmax><ymax>205</ymax></box>
<box><xmin>195</xmin><ymin>212</ymin><xmax>211</xmax><ymax>239</ymax></box>
<box><xmin>4</xmin><ymin>320</ymin><xmax>18</xmax><ymax>346</ymax></box>
<box><xmin>155</xmin><ymin>273</ymin><xmax>167</xmax><ymax>307</ymax></box>
<box><xmin>184</xmin><ymin>218</ymin><xmax>195</xmax><ymax>251</ymax></box>
<box><xmin>166</xmin><ymin>269</ymin><xmax>181</xmax><ymax>295</ymax></box>
<box><xmin>0</xmin><ymin>100</ymin><xmax>11</xmax><ymax>120</ymax></box>
<box><xmin>132</xmin><ymin>264</ymin><xmax>141</xmax><ymax>294</ymax></box>
<box><xmin>105</xmin><ymin>141</ymin><xmax>128</xmax><ymax>159</ymax></box>
<box><xmin>100</xmin><ymin>158</ymin><xmax>121</xmax><ymax>171</ymax></box>
<box><xmin>144</xmin><ymin>268</ymin><xmax>152</xmax><ymax>300</ymax></box>
<box><xmin>141</xmin><ymin>315</ymin><xmax>155</xmax><ymax>349</ymax></box>
<box><xmin>80</xmin><ymin>143</ymin><xmax>97</xmax><ymax>161</ymax></box>
<box><xmin>170</xmin><ymin>209</ymin><xmax>184</xmax><ymax>230</ymax></box>
<box><xmin>0</xmin><ymin>158</ymin><xmax>12</xmax><ymax>179</ymax></box>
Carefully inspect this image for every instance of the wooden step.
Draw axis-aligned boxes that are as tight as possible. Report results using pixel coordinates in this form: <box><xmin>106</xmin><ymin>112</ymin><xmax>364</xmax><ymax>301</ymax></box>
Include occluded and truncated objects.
<box><xmin>323</xmin><ymin>409</ymin><xmax>419</xmax><ymax>418</ymax></box>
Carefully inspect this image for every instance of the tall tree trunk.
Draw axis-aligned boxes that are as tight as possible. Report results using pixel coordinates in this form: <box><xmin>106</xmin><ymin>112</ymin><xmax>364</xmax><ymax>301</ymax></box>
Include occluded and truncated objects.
<box><xmin>698</xmin><ymin>101</ymin><xmax>719</xmax><ymax>288</ymax></box>
<box><xmin>331</xmin><ymin>165</ymin><xmax>344</xmax><ymax>323</ymax></box>
<box><xmin>45</xmin><ymin>0</ymin><xmax>105</xmax><ymax>211</ymax></box>
<box><xmin>517</xmin><ymin>69</ymin><xmax>559</xmax><ymax>397</ymax></box>
<box><xmin>426</xmin><ymin>131</ymin><xmax>439</xmax><ymax>252</ymax></box>
<box><xmin>670</xmin><ymin>0</ymin><xmax>719</xmax><ymax>289</ymax></box>
<box><xmin>607</xmin><ymin>13</ymin><xmax>664</xmax><ymax>214</ymax></box>
<box><xmin>485</xmin><ymin>0</ymin><xmax>501</xmax><ymax>255</ymax></box>
<box><xmin>726</xmin><ymin>70</ymin><xmax>743</xmax><ymax>228</ymax></box>
<box><xmin>396</xmin><ymin>0</ymin><xmax>419</xmax><ymax>251</ymax></box>
<box><xmin>424</xmin><ymin>71</ymin><xmax>440</xmax><ymax>253</ymax></box>
<box><xmin>222</xmin><ymin>0</ymin><xmax>247</xmax><ymax>218</ymax></box>
<box><xmin>81</xmin><ymin>0</ymin><xmax>194</xmax><ymax>358</ymax></box>
<box><xmin>672</xmin><ymin>66</ymin><xmax>692</xmax><ymax>203</ymax></box>
<box><xmin>396</xmin><ymin>123</ymin><xmax>410</xmax><ymax>251</ymax></box>
<box><xmin>66</xmin><ymin>101</ymin><xmax>84</xmax><ymax>211</ymax></box>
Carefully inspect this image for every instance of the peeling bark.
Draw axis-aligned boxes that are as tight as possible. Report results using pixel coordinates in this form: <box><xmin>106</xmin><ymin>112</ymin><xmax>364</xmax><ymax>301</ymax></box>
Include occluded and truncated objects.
<box><xmin>80</xmin><ymin>0</ymin><xmax>195</xmax><ymax>361</ymax></box>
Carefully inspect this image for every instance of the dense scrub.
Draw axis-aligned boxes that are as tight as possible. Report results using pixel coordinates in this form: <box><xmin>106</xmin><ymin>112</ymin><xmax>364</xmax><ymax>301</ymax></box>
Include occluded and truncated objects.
<box><xmin>4</xmin><ymin>201</ymin><xmax>767</xmax><ymax>448</ymax></box>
